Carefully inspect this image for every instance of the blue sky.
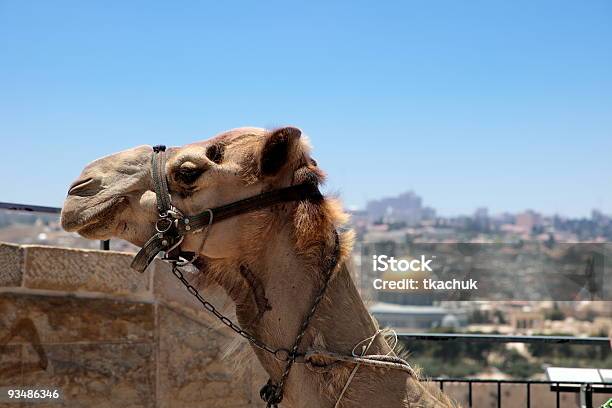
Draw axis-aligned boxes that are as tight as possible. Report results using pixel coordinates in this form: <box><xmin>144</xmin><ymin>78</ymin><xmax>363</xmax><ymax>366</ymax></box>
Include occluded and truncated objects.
<box><xmin>1</xmin><ymin>0</ymin><xmax>611</xmax><ymax>217</ymax></box>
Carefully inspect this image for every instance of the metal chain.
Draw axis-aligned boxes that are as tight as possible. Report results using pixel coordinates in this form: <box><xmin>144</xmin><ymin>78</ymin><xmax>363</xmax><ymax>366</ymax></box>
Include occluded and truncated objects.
<box><xmin>262</xmin><ymin>230</ymin><xmax>341</xmax><ymax>407</ymax></box>
<box><xmin>170</xmin><ymin>264</ymin><xmax>282</xmax><ymax>357</ymax></box>
<box><xmin>169</xmin><ymin>229</ymin><xmax>341</xmax><ymax>408</ymax></box>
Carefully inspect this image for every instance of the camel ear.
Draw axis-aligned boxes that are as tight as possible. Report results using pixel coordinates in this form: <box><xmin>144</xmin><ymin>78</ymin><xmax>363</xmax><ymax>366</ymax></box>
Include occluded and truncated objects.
<box><xmin>260</xmin><ymin>127</ymin><xmax>302</xmax><ymax>176</ymax></box>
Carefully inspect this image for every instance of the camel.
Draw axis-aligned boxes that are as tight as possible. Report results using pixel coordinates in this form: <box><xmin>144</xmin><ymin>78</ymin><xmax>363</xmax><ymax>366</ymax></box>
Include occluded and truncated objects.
<box><xmin>61</xmin><ymin>127</ymin><xmax>457</xmax><ymax>407</ymax></box>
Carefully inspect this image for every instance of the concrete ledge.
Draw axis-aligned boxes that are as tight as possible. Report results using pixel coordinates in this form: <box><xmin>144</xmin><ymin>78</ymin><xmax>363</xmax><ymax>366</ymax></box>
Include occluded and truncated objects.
<box><xmin>21</xmin><ymin>245</ymin><xmax>151</xmax><ymax>296</ymax></box>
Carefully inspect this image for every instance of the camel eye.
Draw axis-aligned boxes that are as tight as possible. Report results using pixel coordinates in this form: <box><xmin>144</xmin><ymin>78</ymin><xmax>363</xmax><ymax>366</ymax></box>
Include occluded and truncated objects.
<box><xmin>176</xmin><ymin>166</ymin><xmax>203</xmax><ymax>184</ymax></box>
<box><xmin>206</xmin><ymin>143</ymin><xmax>224</xmax><ymax>164</ymax></box>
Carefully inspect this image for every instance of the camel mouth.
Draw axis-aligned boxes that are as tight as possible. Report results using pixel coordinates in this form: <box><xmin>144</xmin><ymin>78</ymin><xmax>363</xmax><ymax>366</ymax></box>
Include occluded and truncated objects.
<box><xmin>61</xmin><ymin>196</ymin><xmax>127</xmax><ymax>236</ymax></box>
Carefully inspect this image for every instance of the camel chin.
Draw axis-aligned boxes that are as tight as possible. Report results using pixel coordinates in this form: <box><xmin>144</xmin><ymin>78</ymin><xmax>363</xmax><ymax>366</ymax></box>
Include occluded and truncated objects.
<box><xmin>61</xmin><ymin>196</ymin><xmax>127</xmax><ymax>239</ymax></box>
<box><xmin>76</xmin><ymin>218</ymin><xmax>118</xmax><ymax>240</ymax></box>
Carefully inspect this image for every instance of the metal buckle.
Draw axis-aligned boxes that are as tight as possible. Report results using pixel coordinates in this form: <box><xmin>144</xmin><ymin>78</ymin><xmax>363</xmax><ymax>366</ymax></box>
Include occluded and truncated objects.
<box><xmin>156</xmin><ymin>217</ymin><xmax>173</xmax><ymax>233</ymax></box>
<box><xmin>156</xmin><ymin>206</ymin><xmax>185</xmax><ymax>233</ymax></box>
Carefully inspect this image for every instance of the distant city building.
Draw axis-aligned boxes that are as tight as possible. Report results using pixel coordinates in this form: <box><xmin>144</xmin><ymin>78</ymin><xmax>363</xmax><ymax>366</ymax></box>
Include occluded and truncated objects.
<box><xmin>516</xmin><ymin>210</ymin><xmax>542</xmax><ymax>233</ymax></box>
<box><xmin>421</xmin><ymin>206</ymin><xmax>437</xmax><ymax>221</ymax></box>
<box><xmin>369</xmin><ymin>302</ymin><xmax>468</xmax><ymax>331</ymax></box>
<box><xmin>508</xmin><ymin>308</ymin><xmax>545</xmax><ymax>332</ymax></box>
<box><xmin>366</xmin><ymin>191</ymin><xmax>432</xmax><ymax>226</ymax></box>
<box><xmin>591</xmin><ymin>209</ymin><xmax>609</xmax><ymax>223</ymax></box>
<box><xmin>474</xmin><ymin>207</ymin><xmax>488</xmax><ymax>219</ymax></box>
<box><xmin>473</xmin><ymin>207</ymin><xmax>490</xmax><ymax>231</ymax></box>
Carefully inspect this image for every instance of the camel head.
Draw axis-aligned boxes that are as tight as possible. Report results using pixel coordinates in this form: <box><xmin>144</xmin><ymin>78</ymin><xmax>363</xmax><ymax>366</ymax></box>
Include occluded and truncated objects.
<box><xmin>61</xmin><ymin>126</ymin><xmax>324</xmax><ymax>258</ymax></box>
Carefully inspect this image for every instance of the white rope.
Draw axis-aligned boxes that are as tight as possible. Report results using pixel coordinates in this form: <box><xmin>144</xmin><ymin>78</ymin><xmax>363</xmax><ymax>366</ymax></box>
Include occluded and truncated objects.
<box><xmin>334</xmin><ymin>329</ymin><xmax>382</xmax><ymax>408</ymax></box>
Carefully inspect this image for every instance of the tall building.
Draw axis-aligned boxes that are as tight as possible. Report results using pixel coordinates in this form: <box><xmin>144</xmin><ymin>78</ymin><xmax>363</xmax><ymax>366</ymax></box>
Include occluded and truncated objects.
<box><xmin>516</xmin><ymin>210</ymin><xmax>542</xmax><ymax>232</ymax></box>
<box><xmin>473</xmin><ymin>207</ymin><xmax>490</xmax><ymax>231</ymax></box>
<box><xmin>366</xmin><ymin>191</ymin><xmax>424</xmax><ymax>225</ymax></box>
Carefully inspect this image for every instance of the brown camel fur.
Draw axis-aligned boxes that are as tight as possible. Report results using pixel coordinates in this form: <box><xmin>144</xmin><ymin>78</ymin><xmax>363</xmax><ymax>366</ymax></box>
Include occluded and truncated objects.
<box><xmin>61</xmin><ymin>127</ymin><xmax>458</xmax><ymax>407</ymax></box>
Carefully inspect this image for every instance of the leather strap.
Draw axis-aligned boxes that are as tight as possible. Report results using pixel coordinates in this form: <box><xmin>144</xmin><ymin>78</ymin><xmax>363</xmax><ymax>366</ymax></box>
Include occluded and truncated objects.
<box><xmin>131</xmin><ymin>232</ymin><xmax>177</xmax><ymax>273</ymax></box>
<box><xmin>176</xmin><ymin>183</ymin><xmax>322</xmax><ymax>234</ymax></box>
<box><xmin>151</xmin><ymin>145</ymin><xmax>172</xmax><ymax>214</ymax></box>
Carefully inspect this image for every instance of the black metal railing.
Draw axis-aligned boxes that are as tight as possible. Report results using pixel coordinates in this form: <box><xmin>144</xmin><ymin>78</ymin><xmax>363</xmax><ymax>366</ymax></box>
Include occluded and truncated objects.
<box><xmin>399</xmin><ymin>333</ymin><xmax>612</xmax><ymax>408</ymax></box>
<box><xmin>399</xmin><ymin>333</ymin><xmax>610</xmax><ymax>346</ymax></box>
<box><xmin>423</xmin><ymin>378</ymin><xmax>611</xmax><ymax>408</ymax></box>
<box><xmin>0</xmin><ymin>201</ymin><xmax>110</xmax><ymax>250</ymax></box>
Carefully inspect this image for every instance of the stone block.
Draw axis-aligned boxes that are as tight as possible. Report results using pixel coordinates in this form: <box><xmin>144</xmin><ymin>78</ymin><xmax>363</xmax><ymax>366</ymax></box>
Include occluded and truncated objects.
<box><xmin>0</xmin><ymin>293</ymin><xmax>154</xmax><ymax>345</ymax></box>
<box><xmin>22</xmin><ymin>246</ymin><xmax>150</xmax><ymax>296</ymax></box>
<box><xmin>0</xmin><ymin>345</ymin><xmax>22</xmax><ymax>387</ymax></box>
<box><xmin>157</xmin><ymin>305</ymin><xmax>252</xmax><ymax>408</ymax></box>
<box><xmin>21</xmin><ymin>343</ymin><xmax>155</xmax><ymax>408</ymax></box>
<box><xmin>152</xmin><ymin>260</ymin><xmax>237</xmax><ymax>330</ymax></box>
<box><xmin>0</xmin><ymin>243</ymin><xmax>23</xmax><ymax>287</ymax></box>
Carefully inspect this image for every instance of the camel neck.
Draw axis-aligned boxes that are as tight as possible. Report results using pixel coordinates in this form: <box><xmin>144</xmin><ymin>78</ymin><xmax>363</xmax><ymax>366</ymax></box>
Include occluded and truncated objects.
<box><xmin>232</xmin><ymin>228</ymin><xmax>401</xmax><ymax>407</ymax></box>
<box><xmin>242</xmin><ymin>227</ymin><xmax>387</xmax><ymax>353</ymax></box>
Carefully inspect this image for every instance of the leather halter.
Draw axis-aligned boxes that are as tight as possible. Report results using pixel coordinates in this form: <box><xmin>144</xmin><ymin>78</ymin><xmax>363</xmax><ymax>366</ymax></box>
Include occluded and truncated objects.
<box><xmin>130</xmin><ymin>145</ymin><xmax>323</xmax><ymax>272</ymax></box>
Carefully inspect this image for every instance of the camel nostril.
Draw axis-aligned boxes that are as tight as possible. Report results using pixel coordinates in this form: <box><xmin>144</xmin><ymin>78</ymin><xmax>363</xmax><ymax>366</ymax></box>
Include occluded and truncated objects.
<box><xmin>68</xmin><ymin>177</ymin><xmax>98</xmax><ymax>196</ymax></box>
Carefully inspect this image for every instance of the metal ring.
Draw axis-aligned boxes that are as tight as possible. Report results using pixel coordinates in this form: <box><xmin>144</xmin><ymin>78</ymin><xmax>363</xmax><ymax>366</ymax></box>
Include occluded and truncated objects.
<box><xmin>204</xmin><ymin>208</ymin><xmax>214</xmax><ymax>227</ymax></box>
<box><xmin>166</xmin><ymin>206</ymin><xmax>184</xmax><ymax>218</ymax></box>
<box><xmin>274</xmin><ymin>349</ymin><xmax>291</xmax><ymax>362</ymax></box>
<box><xmin>156</xmin><ymin>218</ymin><xmax>173</xmax><ymax>233</ymax></box>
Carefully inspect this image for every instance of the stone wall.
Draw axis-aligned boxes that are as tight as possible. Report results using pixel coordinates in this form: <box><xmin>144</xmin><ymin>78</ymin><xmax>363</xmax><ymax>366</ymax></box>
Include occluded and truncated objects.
<box><xmin>3</xmin><ymin>243</ymin><xmax>609</xmax><ymax>408</ymax></box>
<box><xmin>0</xmin><ymin>242</ymin><xmax>266</xmax><ymax>408</ymax></box>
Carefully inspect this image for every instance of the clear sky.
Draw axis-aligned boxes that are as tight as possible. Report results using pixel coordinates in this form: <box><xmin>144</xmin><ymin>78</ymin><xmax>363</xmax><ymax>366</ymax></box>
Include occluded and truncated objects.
<box><xmin>1</xmin><ymin>0</ymin><xmax>611</xmax><ymax>217</ymax></box>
